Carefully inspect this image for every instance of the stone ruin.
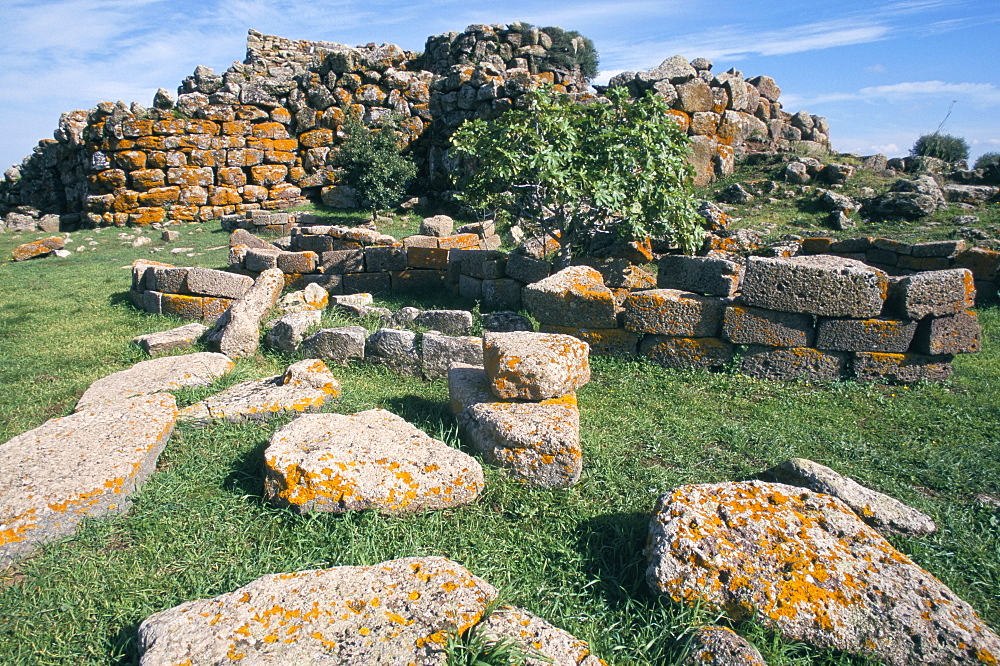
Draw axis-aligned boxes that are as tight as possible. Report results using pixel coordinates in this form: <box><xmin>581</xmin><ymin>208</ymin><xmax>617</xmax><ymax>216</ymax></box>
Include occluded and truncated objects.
<box><xmin>0</xmin><ymin>23</ymin><xmax>830</xmax><ymax>232</ymax></box>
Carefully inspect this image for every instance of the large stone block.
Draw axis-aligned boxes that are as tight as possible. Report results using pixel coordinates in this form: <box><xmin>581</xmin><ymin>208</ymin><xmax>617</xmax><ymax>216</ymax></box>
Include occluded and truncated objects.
<box><xmin>912</xmin><ymin>310</ymin><xmax>981</xmax><ymax>355</ymax></box>
<box><xmin>412</xmin><ymin>309</ymin><xmax>473</xmax><ymax>336</ymax></box>
<box><xmin>522</xmin><ymin>266</ymin><xmax>618</xmax><ymax>328</ymax></box>
<box><xmin>741</xmin><ymin>255</ymin><xmax>888</xmax><ymax>317</ymax></box>
<box><xmin>483</xmin><ymin>331</ymin><xmax>590</xmax><ymax>401</ymax></box>
<box><xmin>10</xmin><ymin>236</ymin><xmax>65</xmax><ymax>261</ymax></box>
<box><xmin>815</xmin><ymin>317</ymin><xmax>917</xmax><ymax>353</ymax></box>
<box><xmin>657</xmin><ymin>254</ymin><xmax>743</xmax><ymax>297</ymax></box>
<box><xmin>739</xmin><ymin>345</ymin><xmax>848</xmax><ymax>381</ymax></box>
<box><xmin>505</xmin><ymin>253</ymin><xmax>551</xmax><ymax>284</ymax></box>
<box><xmin>482</xmin><ymin>278</ymin><xmax>523</xmax><ymax>312</ymax></box>
<box><xmin>638</xmin><ymin>336</ymin><xmax>734</xmax><ymax>370</ymax></box>
<box><xmin>853</xmin><ymin>352</ymin><xmax>953</xmax><ymax>383</ymax></box>
<box><xmin>184</xmin><ymin>266</ymin><xmax>254</xmax><ymax>299</ymax></box>
<box><xmin>366</xmin><ymin>328</ymin><xmax>421</xmax><ymax>375</ymax></box>
<box><xmin>722</xmin><ymin>305</ymin><xmax>814</xmax><ymax>347</ymax></box>
<box><xmin>321</xmin><ymin>248</ymin><xmax>364</xmax><ymax>274</ymax></box>
<box><xmin>209</xmin><ymin>267</ymin><xmax>284</xmax><ymax>359</ymax></box>
<box><xmin>364</xmin><ymin>243</ymin><xmax>407</xmax><ymax>272</ymax></box>
<box><xmin>623</xmin><ymin>289</ymin><xmax>726</xmax><ymax>337</ymax></box>
<box><xmin>264</xmin><ymin>310</ymin><xmax>322</xmax><ymax>353</ymax></box>
<box><xmin>133</xmin><ymin>323</ymin><xmax>208</xmax><ymax>356</ymax></box>
<box><xmin>300</xmin><ymin>326</ymin><xmax>367</xmax><ymax>363</ymax></box>
<box><xmin>888</xmin><ymin>268</ymin><xmax>975</xmax><ymax>319</ymax></box>
<box><xmin>76</xmin><ymin>352</ymin><xmax>234</xmax><ymax>410</ymax></box>
<box><xmin>421</xmin><ymin>331</ymin><xmax>484</xmax><ymax>380</ymax></box>
<box><xmin>539</xmin><ymin>324</ymin><xmax>639</xmax><ymax>357</ymax></box>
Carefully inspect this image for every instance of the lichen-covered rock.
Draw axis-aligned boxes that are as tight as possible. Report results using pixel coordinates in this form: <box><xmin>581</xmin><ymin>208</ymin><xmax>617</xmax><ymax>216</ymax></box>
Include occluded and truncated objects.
<box><xmin>623</xmin><ymin>289</ymin><xmax>726</xmax><ymax>337</ymax></box>
<box><xmin>722</xmin><ymin>305</ymin><xmax>814</xmax><ymax>347</ymax></box>
<box><xmin>480</xmin><ymin>606</ymin><xmax>607</xmax><ymax>666</ymax></box>
<box><xmin>75</xmin><ymin>351</ymin><xmax>234</xmax><ymax>410</ymax></box>
<box><xmin>483</xmin><ymin>331</ymin><xmax>591</xmax><ymax>401</ymax></box>
<box><xmin>177</xmin><ymin>359</ymin><xmax>340</xmax><ymax>425</ymax></box>
<box><xmin>0</xmin><ymin>394</ymin><xmax>176</xmax><ymax>568</ymax></box>
<box><xmin>739</xmin><ymin>345</ymin><xmax>847</xmax><ymax>381</ymax></box>
<box><xmin>264</xmin><ymin>309</ymin><xmax>322</xmax><ymax>353</ymax></box>
<box><xmin>913</xmin><ymin>310</ymin><xmax>981</xmax><ymax>355</ymax></box>
<box><xmin>539</xmin><ymin>325</ymin><xmax>639</xmax><ymax>357</ymax></box>
<box><xmin>815</xmin><ymin>317</ymin><xmax>917</xmax><ymax>353</ymax></box>
<box><xmin>421</xmin><ymin>331</ymin><xmax>483</xmax><ymax>380</ymax></box>
<box><xmin>184</xmin><ymin>267</ymin><xmax>254</xmax><ymax>299</ymax></box>
<box><xmin>133</xmin><ymin>323</ymin><xmax>208</xmax><ymax>356</ymax></box>
<box><xmin>208</xmin><ymin>267</ymin><xmax>284</xmax><ymax>359</ymax></box>
<box><xmin>300</xmin><ymin>326</ymin><xmax>367</xmax><ymax>363</ymax></box>
<box><xmin>761</xmin><ymin>458</ymin><xmax>936</xmax><ymax>536</ymax></box>
<box><xmin>639</xmin><ymin>336</ymin><xmax>734</xmax><ymax>370</ymax></box>
<box><xmin>11</xmin><ymin>236</ymin><xmax>65</xmax><ymax>261</ymax></box>
<box><xmin>853</xmin><ymin>351</ymin><xmax>953</xmax><ymax>383</ymax></box>
<box><xmin>888</xmin><ymin>269</ymin><xmax>976</xmax><ymax>319</ymax></box>
<box><xmin>741</xmin><ymin>256</ymin><xmax>888</xmax><ymax>318</ymax></box>
<box><xmin>413</xmin><ymin>309</ymin><xmax>473</xmax><ymax>336</ymax></box>
<box><xmin>657</xmin><ymin>255</ymin><xmax>743</xmax><ymax>297</ymax></box>
<box><xmin>681</xmin><ymin>626</ymin><xmax>767</xmax><ymax>666</ymax></box>
<box><xmin>366</xmin><ymin>328</ymin><xmax>421</xmax><ymax>376</ymax></box>
<box><xmin>647</xmin><ymin>481</ymin><xmax>1000</xmax><ymax>666</ymax></box>
<box><xmin>263</xmin><ymin>409</ymin><xmax>483</xmax><ymax>514</ymax></box>
<box><xmin>522</xmin><ymin>266</ymin><xmax>618</xmax><ymax>328</ymax></box>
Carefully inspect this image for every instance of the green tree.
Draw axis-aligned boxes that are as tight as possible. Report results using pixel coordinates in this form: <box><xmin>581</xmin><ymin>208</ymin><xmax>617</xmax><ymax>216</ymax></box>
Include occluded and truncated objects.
<box><xmin>910</xmin><ymin>133</ymin><xmax>969</xmax><ymax>162</ymax></box>
<box><xmin>974</xmin><ymin>152</ymin><xmax>1000</xmax><ymax>170</ymax></box>
<box><xmin>450</xmin><ymin>86</ymin><xmax>703</xmax><ymax>265</ymax></box>
<box><xmin>337</xmin><ymin>115</ymin><xmax>418</xmax><ymax>220</ymax></box>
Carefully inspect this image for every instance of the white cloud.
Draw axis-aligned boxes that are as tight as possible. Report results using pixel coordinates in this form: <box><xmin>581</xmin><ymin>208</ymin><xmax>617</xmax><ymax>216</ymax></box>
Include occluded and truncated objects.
<box><xmin>785</xmin><ymin>81</ymin><xmax>1000</xmax><ymax>109</ymax></box>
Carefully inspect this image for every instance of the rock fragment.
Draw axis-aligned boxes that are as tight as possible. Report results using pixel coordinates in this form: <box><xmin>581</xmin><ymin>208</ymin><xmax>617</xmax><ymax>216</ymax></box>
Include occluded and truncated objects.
<box><xmin>133</xmin><ymin>323</ymin><xmax>208</xmax><ymax>356</ymax></box>
<box><xmin>207</xmin><ymin>267</ymin><xmax>284</xmax><ymax>358</ymax></box>
<box><xmin>681</xmin><ymin>626</ymin><xmax>767</xmax><ymax>666</ymax></box>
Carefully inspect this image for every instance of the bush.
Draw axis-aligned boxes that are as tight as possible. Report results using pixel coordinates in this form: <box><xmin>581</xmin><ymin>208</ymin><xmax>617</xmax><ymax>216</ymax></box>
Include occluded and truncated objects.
<box><xmin>974</xmin><ymin>152</ymin><xmax>1000</xmax><ymax>170</ymax></box>
<box><xmin>515</xmin><ymin>24</ymin><xmax>599</xmax><ymax>81</ymax></box>
<box><xmin>336</xmin><ymin>115</ymin><xmax>418</xmax><ymax>219</ymax></box>
<box><xmin>910</xmin><ymin>133</ymin><xmax>969</xmax><ymax>162</ymax></box>
<box><xmin>451</xmin><ymin>86</ymin><xmax>703</xmax><ymax>265</ymax></box>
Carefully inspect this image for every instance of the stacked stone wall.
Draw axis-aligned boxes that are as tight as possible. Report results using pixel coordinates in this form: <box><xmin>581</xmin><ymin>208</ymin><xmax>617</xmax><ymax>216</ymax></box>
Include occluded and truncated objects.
<box><xmin>2</xmin><ymin>25</ymin><xmax>829</xmax><ymax>231</ymax></box>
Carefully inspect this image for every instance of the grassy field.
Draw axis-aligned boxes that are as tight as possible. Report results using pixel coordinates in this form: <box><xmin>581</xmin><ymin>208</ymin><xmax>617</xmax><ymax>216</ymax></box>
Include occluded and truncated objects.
<box><xmin>0</xmin><ymin>220</ymin><xmax>997</xmax><ymax>666</ymax></box>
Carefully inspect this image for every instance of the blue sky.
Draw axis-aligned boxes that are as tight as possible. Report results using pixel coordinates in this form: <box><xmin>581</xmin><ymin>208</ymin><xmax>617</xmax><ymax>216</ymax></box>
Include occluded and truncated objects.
<box><xmin>2</xmin><ymin>0</ymin><xmax>998</xmax><ymax>171</ymax></box>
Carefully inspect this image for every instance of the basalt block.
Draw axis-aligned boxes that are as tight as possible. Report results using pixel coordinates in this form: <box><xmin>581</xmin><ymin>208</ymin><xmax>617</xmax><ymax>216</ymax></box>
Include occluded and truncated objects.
<box><xmin>300</xmin><ymin>326</ymin><xmax>367</xmax><ymax>363</ymax></box>
<box><xmin>623</xmin><ymin>289</ymin><xmax>726</xmax><ymax>337</ymax></box>
<box><xmin>913</xmin><ymin>310</ymin><xmax>981</xmax><ymax>355</ymax></box>
<box><xmin>263</xmin><ymin>409</ymin><xmax>483</xmax><ymax>515</ymax></box>
<box><xmin>888</xmin><ymin>269</ymin><xmax>975</xmax><ymax>319</ymax></box>
<box><xmin>853</xmin><ymin>352</ymin><xmax>953</xmax><ymax>383</ymax></box>
<box><xmin>638</xmin><ymin>336</ymin><xmax>734</xmax><ymax>370</ymax></box>
<box><xmin>722</xmin><ymin>305</ymin><xmax>815</xmax><ymax>347</ymax></box>
<box><xmin>0</xmin><ymin>394</ymin><xmax>176</xmax><ymax>568</ymax></box>
<box><xmin>184</xmin><ymin>266</ymin><xmax>254</xmax><ymax>299</ymax></box>
<box><xmin>133</xmin><ymin>323</ymin><xmax>208</xmax><ymax>356</ymax></box>
<box><xmin>421</xmin><ymin>331</ymin><xmax>484</xmax><ymax>380</ymax></box>
<box><xmin>739</xmin><ymin>345</ymin><xmax>847</xmax><ymax>381</ymax></box>
<box><xmin>366</xmin><ymin>328</ymin><xmax>421</xmax><ymax>376</ymax></box>
<box><xmin>76</xmin><ymin>352</ymin><xmax>234</xmax><ymax>410</ymax></box>
<box><xmin>483</xmin><ymin>331</ymin><xmax>591</xmax><ymax>401</ymax></box>
<box><xmin>264</xmin><ymin>310</ymin><xmax>322</xmax><ymax>353</ymax></box>
<box><xmin>741</xmin><ymin>255</ymin><xmax>888</xmax><ymax>318</ymax></box>
<box><xmin>815</xmin><ymin>317</ymin><xmax>917</xmax><ymax>353</ymax></box>
<box><xmin>657</xmin><ymin>255</ymin><xmax>743</xmax><ymax>297</ymax></box>
<box><xmin>647</xmin><ymin>481</ymin><xmax>1000</xmax><ymax>666</ymax></box>
<box><xmin>539</xmin><ymin>324</ymin><xmax>640</xmax><ymax>357</ymax></box>
<box><xmin>522</xmin><ymin>266</ymin><xmax>618</xmax><ymax>328</ymax></box>
<box><xmin>209</xmin><ymin>267</ymin><xmax>284</xmax><ymax>359</ymax></box>
<box><xmin>681</xmin><ymin>627</ymin><xmax>767</xmax><ymax>666</ymax></box>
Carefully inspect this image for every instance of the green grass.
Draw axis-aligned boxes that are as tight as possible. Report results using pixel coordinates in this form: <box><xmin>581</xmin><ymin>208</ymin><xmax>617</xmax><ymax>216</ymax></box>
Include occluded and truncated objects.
<box><xmin>0</xmin><ymin>222</ymin><xmax>998</xmax><ymax>665</ymax></box>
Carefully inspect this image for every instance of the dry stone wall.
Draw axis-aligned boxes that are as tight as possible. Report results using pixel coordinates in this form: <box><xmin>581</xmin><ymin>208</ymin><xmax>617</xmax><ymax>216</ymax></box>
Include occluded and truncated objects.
<box><xmin>3</xmin><ymin>25</ymin><xmax>829</xmax><ymax>231</ymax></box>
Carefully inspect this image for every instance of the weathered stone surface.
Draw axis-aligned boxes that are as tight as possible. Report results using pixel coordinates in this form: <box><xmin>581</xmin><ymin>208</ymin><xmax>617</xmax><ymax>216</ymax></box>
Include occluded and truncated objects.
<box><xmin>647</xmin><ymin>481</ymin><xmax>1000</xmax><ymax>666</ymax></box>
<box><xmin>761</xmin><ymin>458</ymin><xmax>936</xmax><ymax>537</ymax></box>
<box><xmin>482</xmin><ymin>311</ymin><xmax>534</xmax><ymax>332</ymax></box>
<box><xmin>330</xmin><ymin>292</ymin><xmax>373</xmax><ymax>307</ymax></box>
<box><xmin>913</xmin><ymin>310</ymin><xmax>981</xmax><ymax>355</ymax></box>
<box><xmin>133</xmin><ymin>323</ymin><xmax>209</xmax><ymax>356</ymax></box>
<box><xmin>657</xmin><ymin>255</ymin><xmax>743</xmax><ymax>297</ymax></box>
<box><xmin>300</xmin><ymin>325</ymin><xmax>367</xmax><ymax>362</ymax></box>
<box><xmin>0</xmin><ymin>394</ymin><xmax>176</xmax><ymax>568</ymax></box>
<box><xmin>954</xmin><ymin>247</ymin><xmax>1000</xmax><ymax>282</ymax></box>
<box><xmin>539</xmin><ymin>325</ymin><xmax>639</xmax><ymax>357</ymax></box>
<box><xmin>639</xmin><ymin>336</ymin><xmax>734</xmax><ymax>370</ymax></box>
<box><xmin>853</xmin><ymin>352</ymin><xmax>953</xmax><ymax>383</ymax></box>
<box><xmin>230</xmin><ymin>228</ymin><xmax>278</xmax><ymax>250</ymax></box>
<box><xmin>722</xmin><ymin>305</ymin><xmax>814</xmax><ymax>347</ymax></box>
<box><xmin>681</xmin><ymin>626</ymin><xmax>767</xmax><ymax>666</ymax></box>
<box><xmin>505</xmin><ymin>253</ymin><xmax>551</xmax><ymax>284</ymax></box>
<box><xmin>421</xmin><ymin>331</ymin><xmax>483</xmax><ymax>380</ymax></box>
<box><xmin>138</xmin><ymin>556</ymin><xmax>495</xmax><ymax>665</ymax></box>
<box><xmin>209</xmin><ymin>267</ymin><xmax>284</xmax><ymax>359</ymax></box>
<box><xmin>888</xmin><ymin>269</ymin><xmax>976</xmax><ymax>319</ymax></box>
<box><xmin>739</xmin><ymin>345</ymin><xmax>847</xmax><ymax>381</ymax></box>
<box><xmin>178</xmin><ymin>359</ymin><xmax>339</xmax><ymax>424</ymax></box>
<box><xmin>522</xmin><ymin>266</ymin><xmax>618</xmax><ymax>328</ymax></box>
<box><xmin>741</xmin><ymin>256</ymin><xmax>888</xmax><ymax>318</ymax></box>
<box><xmin>366</xmin><ymin>328</ymin><xmax>421</xmax><ymax>375</ymax></box>
<box><xmin>184</xmin><ymin>266</ymin><xmax>254</xmax><ymax>299</ymax></box>
<box><xmin>264</xmin><ymin>409</ymin><xmax>483</xmax><ymax>514</ymax></box>
<box><xmin>11</xmin><ymin>236</ymin><xmax>66</xmax><ymax>261</ymax></box>
<box><xmin>623</xmin><ymin>289</ymin><xmax>726</xmax><ymax>337</ymax></box>
<box><xmin>419</xmin><ymin>214</ymin><xmax>454</xmax><ymax>237</ymax></box>
<box><xmin>264</xmin><ymin>310</ymin><xmax>322</xmax><ymax>353</ymax></box>
<box><xmin>483</xmin><ymin>331</ymin><xmax>590</xmax><ymax>401</ymax></box>
<box><xmin>413</xmin><ymin>309</ymin><xmax>473</xmax><ymax>336</ymax></box>
<box><xmin>76</xmin><ymin>352</ymin><xmax>234</xmax><ymax>410</ymax></box>
<box><xmin>480</xmin><ymin>606</ymin><xmax>606</xmax><ymax>666</ymax></box>
<box><xmin>815</xmin><ymin>317</ymin><xmax>917</xmax><ymax>353</ymax></box>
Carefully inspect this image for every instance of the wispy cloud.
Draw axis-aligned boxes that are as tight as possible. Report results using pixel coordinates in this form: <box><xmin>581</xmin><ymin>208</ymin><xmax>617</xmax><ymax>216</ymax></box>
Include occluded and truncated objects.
<box><xmin>784</xmin><ymin>81</ymin><xmax>1000</xmax><ymax>108</ymax></box>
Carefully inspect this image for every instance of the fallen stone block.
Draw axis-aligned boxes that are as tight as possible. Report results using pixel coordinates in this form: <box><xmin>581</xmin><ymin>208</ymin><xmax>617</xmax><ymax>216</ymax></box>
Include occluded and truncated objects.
<box><xmin>647</xmin><ymin>481</ymin><xmax>1000</xmax><ymax>666</ymax></box>
<box><xmin>815</xmin><ymin>317</ymin><xmax>917</xmax><ymax>353</ymax></box>
<box><xmin>623</xmin><ymin>289</ymin><xmax>726</xmax><ymax>337</ymax></box>
<box><xmin>421</xmin><ymin>331</ymin><xmax>483</xmax><ymax>380</ymax></box>
<box><xmin>681</xmin><ymin>626</ymin><xmax>767</xmax><ymax>666</ymax></box>
<box><xmin>11</xmin><ymin>236</ymin><xmax>65</xmax><ymax>261</ymax></box>
<box><xmin>657</xmin><ymin>254</ymin><xmax>743</xmax><ymax>297</ymax></box>
<box><xmin>722</xmin><ymin>305</ymin><xmax>815</xmax><ymax>347</ymax></box>
<box><xmin>741</xmin><ymin>255</ymin><xmax>888</xmax><ymax>318</ymax></box>
<box><xmin>76</xmin><ymin>351</ymin><xmax>234</xmax><ymax>410</ymax></box>
<box><xmin>522</xmin><ymin>266</ymin><xmax>618</xmax><ymax>328</ymax></box>
<box><xmin>483</xmin><ymin>331</ymin><xmax>591</xmax><ymax>401</ymax></box>
<box><xmin>244</xmin><ymin>246</ymin><xmax>281</xmax><ymax>272</ymax></box>
<box><xmin>761</xmin><ymin>458</ymin><xmax>936</xmax><ymax>537</ymax></box>
<box><xmin>184</xmin><ymin>267</ymin><xmax>254</xmax><ymax>299</ymax></box>
<box><xmin>888</xmin><ymin>268</ymin><xmax>975</xmax><ymax>319</ymax></box>
<box><xmin>413</xmin><ymin>309</ymin><xmax>473</xmax><ymax>336</ymax></box>
<box><xmin>276</xmin><ymin>250</ymin><xmax>318</xmax><ymax>274</ymax></box>
<box><xmin>178</xmin><ymin>359</ymin><xmax>340</xmax><ymax>425</ymax></box>
<box><xmin>420</xmin><ymin>214</ymin><xmax>454</xmax><ymax>237</ymax></box>
<box><xmin>739</xmin><ymin>345</ymin><xmax>847</xmax><ymax>381</ymax></box>
<box><xmin>0</xmin><ymin>394</ymin><xmax>176</xmax><ymax>568</ymax></box>
<box><xmin>208</xmin><ymin>267</ymin><xmax>284</xmax><ymax>359</ymax></box>
<box><xmin>366</xmin><ymin>328</ymin><xmax>421</xmax><ymax>376</ymax></box>
<box><xmin>853</xmin><ymin>351</ymin><xmax>953</xmax><ymax>383</ymax></box>
<box><xmin>264</xmin><ymin>410</ymin><xmax>483</xmax><ymax>514</ymax></box>
<box><xmin>913</xmin><ymin>310</ymin><xmax>981</xmax><ymax>355</ymax></box>
<box><xmin>264</xmin><ymin>310</ymin><xmax>322</xmax><ymax>353</ymax></box>
<box><xmin>539</xmin><ymin>324</ymin><xmax>640</xmax><ymax>357</ymax></box>
<box><xmin>133</xmin><ymin>323</ymin><xmax>208</xmax><ymax>356</ymax></box>
<box><xmin>330</xmin><ymin>292</ymin><xmax>373</xmax><ymax>308</ymax></box>
<box><xmin>229</xmin><ymin>228</ymin><xmax>278</xmax><ymax>250</ymax></box>
<box><xmin>300</xmin><ymin>326</ymin><xmax>367</xmax><ymax>363</ymax></box>
<box><xmin>639</xmin><ymin>336</ymin><xmax>734</xmax><ymax>370</ymax></box>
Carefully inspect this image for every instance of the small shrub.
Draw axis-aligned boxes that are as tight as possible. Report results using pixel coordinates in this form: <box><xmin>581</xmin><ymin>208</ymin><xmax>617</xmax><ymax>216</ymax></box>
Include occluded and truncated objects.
<box><xmin>514</xmin><ymin>24</ymin><xmax>599</xmax><ymax>81</ymax></box>
<box><xmin>910</xmin><ymin>133</ymin><xmax>969</xmax><ymax>162</ymax></box>
<box><xmin>336</xmin><ymin>115</ymin><xmax>418</xmax><ymax>220</ymax></box>
<box><xmin>974</xmin><ymin>152</ymin><xmax>1000</xmax><ymax>170</ymax></box>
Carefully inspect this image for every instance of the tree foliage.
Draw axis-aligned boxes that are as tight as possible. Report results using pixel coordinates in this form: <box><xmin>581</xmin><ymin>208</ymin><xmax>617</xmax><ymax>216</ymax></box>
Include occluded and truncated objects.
<box><xmin>450</xmin><ymin>86</ymin><xmax>704</xmax><ymax>264</ymax></box>
<box><xmin>336</xmin><ymin>115</ymin><xmax>417</xmax><ymax>219</ymax></box>
<box><xmin>974</xmin><ymin>152</ymin><xmax>1000</xmax><ymax>170</ymax></box>
<box><xmin>511</xmin><ymin>24</ymin><xmax>599</xmax><ymax>81</ymax></box>
<box><xmin>910</xmin><ymin>133</ymin><xmax>969</xmax><ymax>163</ymax></box>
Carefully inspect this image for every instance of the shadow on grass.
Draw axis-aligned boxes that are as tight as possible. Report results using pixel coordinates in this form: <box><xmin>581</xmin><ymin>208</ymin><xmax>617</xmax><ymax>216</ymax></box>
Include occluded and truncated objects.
<box><xmin>222</xmin><ymin>432</ymin><xmax>273</xmax><ymax>504</ymax></box>
<box><xmin>109</xmin><ymin>620</ymin><xmax>142</xmax><ymax>666</ymax></box>
<box><xmin>575</xmin><ymin>510</ymin><xmax>651</xmax><ymax>602</ymax></box>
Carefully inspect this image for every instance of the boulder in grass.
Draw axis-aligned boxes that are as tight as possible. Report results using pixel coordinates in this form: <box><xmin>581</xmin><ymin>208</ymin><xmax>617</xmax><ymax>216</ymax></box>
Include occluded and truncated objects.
<box><xmin>75</xmin><ymin>351</ymin><xmax>234</xmax><ymax>410</ymax></box>
<box><xmin>366</xmin><ymin>328</ymin><xmax>421</xmax><ymax>376</ymax></box>
<box><xmin>264</xmin><ymin>310</ymin><xmax>322</xmax><ymax>353</ymax></box>
<box><xmin>0</xmin><ymin>394</ymin><xmax>176</xmax><ymax>568</ymax></box>
<box><xmin>412</xmin><ymin>309</ymin><xmax>473</xmax><ymax>336</ymax></box>
<box><xmin>137</xmin><ymin>556</ymin><xmax>605</xmax><ymax>666</ymax></box>
<box><xmin>761</xmin><ymin>458</ymin><xmax>936</xmax><ymax>536</ymax></box>
<box><xmin>263</xmin><ymin>409</ymin><xmax>483</xmax><ymax>515</ymax></box>
<box><xmin>133</xmin><ymin>323</ymin><xmax>208</xmax><ymax>356</ymax></box>
<box><xmin>522</xmin><ymin>266</ymin><xmax>618</xmax><ymax>328</ymax></box>
<box><xmin>647</xmin><ymin>481</ymin><xmax>1000</xmax><ymax>666</ymax></box>
<box><xmin>419</xmin><ymin>214</ymin><xmax>454</xmax><ymax>237</ymax></box>
<box><xmin>483</xmin><ymin>331</ymin><xmax>590</xmax><ymax>401</ymax></box>
<box><xmin>682</xmin><ymin>626</ymin><xmax>767</xmax><ymax>666</ymax></box>
<box><xmin>11</xmin><ymin>236</ymin><xmax>65</xmax><ymax>261</ymax></box>
<box><xmin>177</xmin><ymin>359</ymin><xmax>340</xmax><ymax>425</ymax></box>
